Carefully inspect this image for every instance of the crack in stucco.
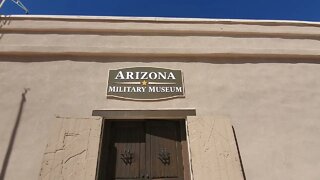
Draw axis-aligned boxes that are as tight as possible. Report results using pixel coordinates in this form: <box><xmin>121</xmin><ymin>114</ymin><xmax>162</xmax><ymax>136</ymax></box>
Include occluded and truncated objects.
<box><xmin>64</xmin><ymin>150</ymin><xmax>86</xmax><ymax>164</ymax></box>
<box><xmin>85</xmin><ymin>128</ymin><xmax>92</xmax><ymax>160</ymax></box>
<box><xmin>44</xmin><ymin>148</ymin><xmax>65</xmax><ymax>154</ymax></box>
<box><xmin>65</xmin><ymin>133</ymin><xmax>80</xmax><ymax>136</ymax></box>
<box><xmin>204</xmin><ymin>119</ymin><xmax>216</xmax><ymax>152</ymax></box>
<box><xmin>39</xmin><ymin>117</ymin><xmax>102</xmax><ymax>180</ymax></box>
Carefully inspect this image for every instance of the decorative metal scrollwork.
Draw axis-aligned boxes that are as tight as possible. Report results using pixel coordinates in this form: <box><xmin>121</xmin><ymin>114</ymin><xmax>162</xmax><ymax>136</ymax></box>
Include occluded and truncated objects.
<box><xmin>158</xmin><ymin>148</ymin><xmax>170</xmax><ymax>165</ymax></box>
<box><xmin>120</xmin><ymin>149</ymin><xmax>134</xmax><ymax>165</ymax></box>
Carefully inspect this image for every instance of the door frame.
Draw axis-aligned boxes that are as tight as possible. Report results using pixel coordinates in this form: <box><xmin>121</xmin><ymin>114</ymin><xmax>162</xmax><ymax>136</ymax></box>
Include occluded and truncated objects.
<box><xmin>93</xmin><ymin>109</ymin><xmax>196</xmax><ymax>180</ymax></box>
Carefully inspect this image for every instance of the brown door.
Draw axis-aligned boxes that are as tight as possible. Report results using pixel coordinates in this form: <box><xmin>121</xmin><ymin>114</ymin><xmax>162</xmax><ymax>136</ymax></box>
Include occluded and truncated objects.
<box><xmin>147</xmin><ymin>121</ymin><xmax>183</xmax><ymax>180</ymax></box>
<box><xmin>107</xmin><ymin>122</ymin><xmax>145</xmax><ymax>180</ymax></box>
<box><xmin>101</xmin><ymin>120</ymin><xmax>184</xmax><ymax>180</ymax></box>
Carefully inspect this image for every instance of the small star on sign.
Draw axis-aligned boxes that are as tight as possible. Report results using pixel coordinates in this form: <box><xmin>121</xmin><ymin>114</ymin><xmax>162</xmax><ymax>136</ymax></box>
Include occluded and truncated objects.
<box><xmin>141</xmin><ymin>80</ymin><xmax>148</xmax><ymax>86</ymax></box>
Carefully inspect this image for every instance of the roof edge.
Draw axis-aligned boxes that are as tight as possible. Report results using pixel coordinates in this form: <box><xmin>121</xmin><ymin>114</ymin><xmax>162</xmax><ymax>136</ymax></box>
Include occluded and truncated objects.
<box><xmin>1</xmin><ymin>15</ymin><xmax>320</xmax><ymax>27</ymax></box>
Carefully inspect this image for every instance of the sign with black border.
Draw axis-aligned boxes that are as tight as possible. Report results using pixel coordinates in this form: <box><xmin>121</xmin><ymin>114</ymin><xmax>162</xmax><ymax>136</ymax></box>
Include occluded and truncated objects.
<box><xmin>106</xmin><ymin>67</ymin><xmax>185</xmax><ymax>101</ymax></box>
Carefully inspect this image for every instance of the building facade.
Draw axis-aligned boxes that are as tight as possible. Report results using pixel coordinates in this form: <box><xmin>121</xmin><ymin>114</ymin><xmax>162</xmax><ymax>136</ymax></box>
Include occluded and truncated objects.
<box><xmin>1</xmin><ymin>15</ymin><xmax>320</xmax><ymax>180</ymax></box>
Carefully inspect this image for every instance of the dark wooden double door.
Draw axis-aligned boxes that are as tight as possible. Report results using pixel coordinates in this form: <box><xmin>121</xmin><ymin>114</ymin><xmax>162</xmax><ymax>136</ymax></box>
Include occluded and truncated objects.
<box><xmin>100</xmin><ymin>120</ymin><xmax>185</xmax><ymax>180</ymax></box>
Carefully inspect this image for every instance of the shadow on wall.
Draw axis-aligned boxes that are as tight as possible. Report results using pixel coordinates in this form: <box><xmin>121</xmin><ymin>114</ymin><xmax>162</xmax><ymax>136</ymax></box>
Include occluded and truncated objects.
<box><xmin>232</xmin><ymin>126</ymin><xmax>247</xmax><ymax>180</ymax></box>
<box><xmin>0</xmin><ymin>54</ymin><xmax>320</xmax><ymax>64</ymax></box>
<box><xmin>0</xmin><ymin>15</ymin><xmax>12</xmax><ymax>41</ymax></box>
<box><xmin>0</xmin><ymin>88</ymin><xmax>30</xmax><ymax>180</ymax></box>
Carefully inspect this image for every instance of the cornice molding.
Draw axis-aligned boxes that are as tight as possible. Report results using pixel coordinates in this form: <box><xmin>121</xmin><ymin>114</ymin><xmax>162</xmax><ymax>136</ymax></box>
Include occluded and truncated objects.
<box><xmin>1</xmin><ymin>15</ymin><xmax>320</xmax><ymax>61</ymax></box>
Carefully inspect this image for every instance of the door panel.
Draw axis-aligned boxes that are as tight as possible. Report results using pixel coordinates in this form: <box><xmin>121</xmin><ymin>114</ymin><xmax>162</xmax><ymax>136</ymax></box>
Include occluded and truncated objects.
<box><xmin>147</xmin><ymin>121</ymin><xmax>183</xmax><ymax>180</ymax></box>
<box><xmin>109</xmin><ymin>122</ymin><xmax>145</xmax><ymax>180</ymax></box>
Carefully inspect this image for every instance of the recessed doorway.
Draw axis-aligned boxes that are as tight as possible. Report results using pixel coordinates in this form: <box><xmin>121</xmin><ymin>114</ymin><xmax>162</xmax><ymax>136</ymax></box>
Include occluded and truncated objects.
<box><xmin>97</xmin><ymin>120</ymin><xmax>190</xmax><ymax>180</ymax></box>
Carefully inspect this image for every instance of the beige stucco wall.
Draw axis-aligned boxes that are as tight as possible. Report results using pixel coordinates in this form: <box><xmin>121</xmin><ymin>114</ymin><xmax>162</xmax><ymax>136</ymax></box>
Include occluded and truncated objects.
<box><xmin>1</xmin><ymin>15</ymin><xmax>320</xmax><ymax>180</ymax></box>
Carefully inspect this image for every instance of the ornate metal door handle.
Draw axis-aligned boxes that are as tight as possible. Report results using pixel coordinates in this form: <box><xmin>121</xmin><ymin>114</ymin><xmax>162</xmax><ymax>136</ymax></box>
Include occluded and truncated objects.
<box><xmin>120</xmin><ymin>149</ymin><xmax>133</xmax><ymax>165</ymax></box>
<box><xmin>158</xmin><ymin>148</ymin><xmax>170</xmax><ymax>165</ymax></box>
